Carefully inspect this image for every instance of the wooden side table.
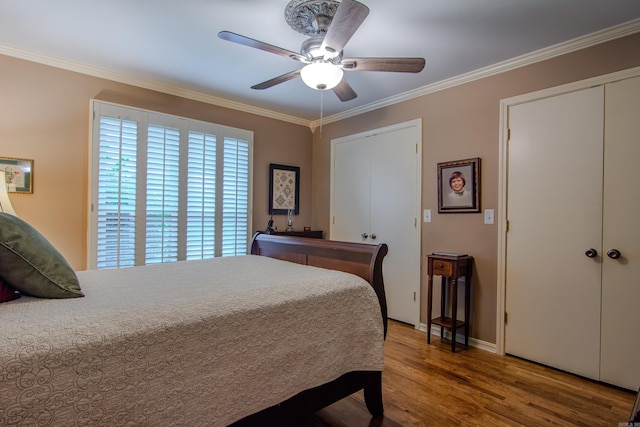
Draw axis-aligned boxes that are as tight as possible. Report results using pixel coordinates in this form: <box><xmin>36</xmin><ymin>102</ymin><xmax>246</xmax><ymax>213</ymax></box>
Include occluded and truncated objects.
<box><xmin>426</xmin><ymin>253</ymin><xmax>473</xmax><ymax>352</ymax></box>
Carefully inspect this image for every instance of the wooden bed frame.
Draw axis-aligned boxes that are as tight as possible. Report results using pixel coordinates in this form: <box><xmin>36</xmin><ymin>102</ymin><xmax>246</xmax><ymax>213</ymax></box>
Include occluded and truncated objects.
<box><xmin>232</xmin><ymin>232</ymin><xmax>389</xmax><ymax>426</ymax></box>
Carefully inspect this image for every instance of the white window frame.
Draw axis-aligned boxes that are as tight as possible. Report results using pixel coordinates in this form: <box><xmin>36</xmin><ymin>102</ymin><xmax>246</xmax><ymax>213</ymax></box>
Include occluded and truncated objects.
<box><xmin>88</xmin><ymin>100</ymin><xmax>253</xmax><ymax>269</ymax></box>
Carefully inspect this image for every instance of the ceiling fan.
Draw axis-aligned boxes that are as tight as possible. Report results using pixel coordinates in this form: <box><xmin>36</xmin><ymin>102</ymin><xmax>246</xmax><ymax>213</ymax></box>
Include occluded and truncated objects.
<box><xmin>218</xmin><ymin>0</ymin><xmax>426</xmax><ymax>102</ymax></box>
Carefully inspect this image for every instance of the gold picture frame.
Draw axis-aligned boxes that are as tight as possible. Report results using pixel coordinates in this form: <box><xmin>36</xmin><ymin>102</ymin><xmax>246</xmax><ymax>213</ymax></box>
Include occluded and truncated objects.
<box><xmin>1</xmin><ymin>157</ymin><xmax>34</xmax><ymax>194</ymax></box>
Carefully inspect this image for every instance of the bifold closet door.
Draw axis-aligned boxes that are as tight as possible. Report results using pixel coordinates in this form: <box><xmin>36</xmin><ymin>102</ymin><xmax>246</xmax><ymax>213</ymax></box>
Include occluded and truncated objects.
<box><xmin>368</xmin><ymin>128</ymin><xmax>420</xmax><ymax>325</ymax></box>
<box><xmin>332</xmin><ymin>137</ymin><xmax>371</xmax><ymax>243</ymax></box>
<box><xmin>600</xmin><ymin>76</ymin><xmax>640</xmax><ymax>391</ymax></box>
<box><xmin>505</xmin><ymin>86</ymin><xmax>604</xmax><ymax>380</ymax></box>
<box><xmin>332</xmin><ymin>124</ymin><xmax>420</xmax><ymax>325</ymax></box>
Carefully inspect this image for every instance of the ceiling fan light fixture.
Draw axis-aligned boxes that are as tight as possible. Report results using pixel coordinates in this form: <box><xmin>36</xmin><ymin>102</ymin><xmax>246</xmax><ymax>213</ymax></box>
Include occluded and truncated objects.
<box><xmin>300</xmin><ymin>61</ymin><xmax>343</xmax><ymax>90</ymax></box>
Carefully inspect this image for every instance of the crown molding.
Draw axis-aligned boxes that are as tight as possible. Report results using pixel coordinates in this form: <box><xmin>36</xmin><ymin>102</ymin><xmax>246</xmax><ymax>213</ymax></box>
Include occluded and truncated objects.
<box><xmin>0</xmin><ymin>44</ymin><xmax>310</xmax><ymax>128</ymax></box>
<box><xmin>2</xmin><ymin>17</ymin><xmax>639</xmax><ymax>132</ymax></box>
<box><xmin>312</xmin><ymin>18</ymin><xmax>640</xmax><ymax>129</ymax></box>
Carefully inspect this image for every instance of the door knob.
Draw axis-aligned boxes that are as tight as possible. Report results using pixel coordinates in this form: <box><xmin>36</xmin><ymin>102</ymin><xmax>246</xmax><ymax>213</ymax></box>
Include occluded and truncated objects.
<box><xmin>585</xmin><ymin>248</ymin><xmax>598</xmax><ymax>258</ymax></box>
<box><xmin>361</xmin><ymin>233</ymin><xmax>369</xmax><ymax>239</ymax></box>
<box><xmin>370</xmin><ymin>233</ymin><xmax>377</xmax><ymax>240</ymax></box>
<box><xmin>607</xmin><ymin>249</ymin><xmax>621</xmax><ymax>259</ymax></box>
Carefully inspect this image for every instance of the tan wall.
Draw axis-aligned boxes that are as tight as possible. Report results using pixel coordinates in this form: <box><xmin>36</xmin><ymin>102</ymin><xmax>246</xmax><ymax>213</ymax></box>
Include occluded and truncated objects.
<box><xmin>311</xmin><ymin>32</ymin><xmax>640</xmax><ymax>344</ymax></box>
<box><xmin>0</xmin><ymin>55</ymin><xmax>313</xmax><ymax>271</ymax></box>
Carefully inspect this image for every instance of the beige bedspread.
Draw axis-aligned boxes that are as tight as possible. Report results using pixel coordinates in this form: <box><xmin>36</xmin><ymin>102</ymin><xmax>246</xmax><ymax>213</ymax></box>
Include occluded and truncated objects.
<box><xmin>0</xmin><ymin>255</ymin><xmax>384</xmax><ymax>426</ymax></box>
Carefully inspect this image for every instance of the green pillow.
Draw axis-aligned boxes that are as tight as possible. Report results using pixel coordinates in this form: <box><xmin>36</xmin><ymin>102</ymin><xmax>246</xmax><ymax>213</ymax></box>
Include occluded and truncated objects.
<box><xmin>0</xmin><ymin>213</ymin><xmax>83</xmax><ymax>298</ymax></box>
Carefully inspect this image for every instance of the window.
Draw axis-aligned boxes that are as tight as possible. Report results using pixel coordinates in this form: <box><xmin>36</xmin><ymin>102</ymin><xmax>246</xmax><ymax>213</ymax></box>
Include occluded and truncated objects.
<box><xmin>89</xmin><ymin>101</ymin><xmax>253</xmax><ymax>269</ymax></box>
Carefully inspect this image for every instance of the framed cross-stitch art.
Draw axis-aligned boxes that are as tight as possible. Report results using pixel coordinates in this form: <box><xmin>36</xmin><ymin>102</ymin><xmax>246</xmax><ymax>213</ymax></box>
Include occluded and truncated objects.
<box><xmin>269</xmin><ymin>163</ymin><xmax>300</xmax><ymax>215</ymax></box>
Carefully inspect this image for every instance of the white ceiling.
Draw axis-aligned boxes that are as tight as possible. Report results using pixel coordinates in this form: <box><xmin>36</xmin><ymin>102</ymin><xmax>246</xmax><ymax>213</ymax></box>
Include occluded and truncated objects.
<box><xmin>1</xmin><ymin>0</ymin><xmax>640</xmax><ymax>122</ymax></box>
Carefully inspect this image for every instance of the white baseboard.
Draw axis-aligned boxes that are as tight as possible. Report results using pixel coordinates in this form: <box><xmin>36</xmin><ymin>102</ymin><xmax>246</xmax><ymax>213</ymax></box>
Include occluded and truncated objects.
<box><xmin>417</xmin><ymin>323</ymin><xmax>497</xmax><ymax>353</ymax></box>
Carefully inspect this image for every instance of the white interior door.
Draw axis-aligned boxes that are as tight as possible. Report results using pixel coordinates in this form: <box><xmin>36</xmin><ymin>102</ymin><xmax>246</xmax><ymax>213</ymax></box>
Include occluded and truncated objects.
<box><xmin>601</xmin><ymin>76</ymin><xmax>640</xmax><ymax>390</ymax></box>
<box><xmin>331</xmin><ymin>122</ymin><xmax>421</xmax><ymax>325</ymax></box>
<box><xmin>369</xmin><ymin>128</ymin><xmax>420</xmax><ymax>325</ymax></box>
<box><xmin>505</xmin><ymin>87</ymin><xmax>604</xmax><ymax>380</ymax></box>
<box><xmin>332</xmin><ymin>138</ymin><xmax>371</xmax><ymax>243</ymax></box>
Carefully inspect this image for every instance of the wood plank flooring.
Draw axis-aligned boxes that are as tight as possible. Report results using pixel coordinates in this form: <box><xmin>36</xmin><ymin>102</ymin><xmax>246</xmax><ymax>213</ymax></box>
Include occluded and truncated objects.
<box><xmin>301</xmin><ymin>320</ymin><xmax>635</xmax><ymax>426</ymax></box>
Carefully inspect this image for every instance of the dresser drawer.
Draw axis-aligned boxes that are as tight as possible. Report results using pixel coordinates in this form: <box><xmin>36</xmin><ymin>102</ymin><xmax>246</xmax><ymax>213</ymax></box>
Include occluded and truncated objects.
<box><xmin>432</xmin><ymin>260</ymin><xmax>452</xmax><ymax>276</ymax></box>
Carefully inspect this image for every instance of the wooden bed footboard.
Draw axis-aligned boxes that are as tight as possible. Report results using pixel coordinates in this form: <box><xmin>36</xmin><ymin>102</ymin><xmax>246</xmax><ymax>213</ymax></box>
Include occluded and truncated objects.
<box><xmin>250</xmin><ymin>232</ymin><xmax>389</xmax><ymax>337</ymax></box>
<box><xmin>235</xmin><ymin>232</ymin><xmax>389</xmax><ymax>425</ymax></box>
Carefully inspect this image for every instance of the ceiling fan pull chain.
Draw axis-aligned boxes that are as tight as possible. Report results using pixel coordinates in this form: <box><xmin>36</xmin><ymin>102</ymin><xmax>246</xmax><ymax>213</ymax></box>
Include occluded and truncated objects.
<box><xmin>320</xmin><ymin>90</ymin><xmax>324</xmax><ymax>136</ymax></box>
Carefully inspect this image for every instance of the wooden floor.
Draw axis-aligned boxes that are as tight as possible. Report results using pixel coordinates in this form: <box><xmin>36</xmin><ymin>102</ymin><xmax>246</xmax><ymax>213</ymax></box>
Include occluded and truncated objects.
<box><xmin>301</xmin><ymin>320</ymin><xmax>635</xmax><ymax>427</ymax></box>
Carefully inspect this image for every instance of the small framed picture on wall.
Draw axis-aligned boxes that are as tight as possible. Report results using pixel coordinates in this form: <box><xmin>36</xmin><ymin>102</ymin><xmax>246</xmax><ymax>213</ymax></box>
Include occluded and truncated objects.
<box><xmin>437</xmin><ymin>157</ymin><xmax>480</xmax><ymax>213</ymax></box>
<box><xmin>269</xmin><ymin>163</ymin><xmax>300</xmax><ymax>215</ymax></box>
<box><xmin>1</xmin><ymin>157</ymin><xmax>34</xmax><ymax>194</ymax></box>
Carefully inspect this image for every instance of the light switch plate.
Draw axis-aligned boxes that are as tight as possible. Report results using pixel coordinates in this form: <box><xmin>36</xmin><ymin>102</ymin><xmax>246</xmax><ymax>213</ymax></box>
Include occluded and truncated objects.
<box><xmin>484</xmin><ymin>209</ymin><xmax>494</xmax><ymax>224</ymax></box>
<box><xmin>423</xmin><ymin>209</ymin><xmax>432</xmax><ymax>223</ymax></box>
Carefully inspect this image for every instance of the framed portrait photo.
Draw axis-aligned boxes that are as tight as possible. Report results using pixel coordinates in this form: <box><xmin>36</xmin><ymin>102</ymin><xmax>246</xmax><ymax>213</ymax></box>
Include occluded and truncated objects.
<box><xmin>1</xmin><ymin>157</ymin><xmax>34</xmax><ymax>194</ymax></box>
<box><xmin>437</xmin><ymin>157</ymin><xmax>480</xmax><ymax>213</ymax></box>
<box><xmin>269</xmin><ymin>163</ymin><xmax>300</xmax><ymax>215</ymax></box>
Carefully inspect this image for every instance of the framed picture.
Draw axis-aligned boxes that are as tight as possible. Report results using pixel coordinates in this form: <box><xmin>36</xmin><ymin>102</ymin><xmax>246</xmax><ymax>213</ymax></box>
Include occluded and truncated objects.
<box><xmin>437</xmin><ymin>157</ymin><xmax>480</xmax><ymax>213</ymax></box>
<box><xmin>1</xmin><ymin>157</ymin><xmax>33</xmax><ymax>194</ymax></box>
<box><xmin>269</xmin><ymin>163</ymin><xmax>299</xmax><ymax>215</ymax></box>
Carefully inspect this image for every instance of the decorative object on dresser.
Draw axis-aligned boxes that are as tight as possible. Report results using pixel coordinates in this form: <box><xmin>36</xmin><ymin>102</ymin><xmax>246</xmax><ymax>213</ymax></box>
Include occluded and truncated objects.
<box><xmin>265</xmin><ymin>213</ymin><xmax>275</xmax><ymax>233</ymax></box>
<box><xmin>426</xmin><ymin>253</ymin><xmax>473</xmax><ymax>352</ymax></box>
<box><xmin>286</xmin><ymin>207</ymin><xmax>295</xmax><ymax>231</ymax></box>
<box><xmin>269</xmin><ymin>163</ymin><xmax>300</xmax><ymax>215</ymax></box>
<box><xmin>437</xmin><ymin>157</ymin><xmax>480</xmax><ymax>213</ymax></box>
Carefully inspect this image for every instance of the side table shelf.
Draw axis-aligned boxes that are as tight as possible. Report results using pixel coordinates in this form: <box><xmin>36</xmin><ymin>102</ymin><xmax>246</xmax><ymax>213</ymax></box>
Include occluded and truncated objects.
<box><xmin>426</xmin><ymin>253</ymin><xmax>473</xmax><ymax>352</ymax></box>
<box><xmin>430</xmin><ymin>316</ymin><xmax>465</xmax><ymax>331</ymax></box>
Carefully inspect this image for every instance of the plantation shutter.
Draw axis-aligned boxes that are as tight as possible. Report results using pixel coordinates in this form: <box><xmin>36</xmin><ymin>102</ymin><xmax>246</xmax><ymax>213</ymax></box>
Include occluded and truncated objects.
<box><xmin>95</xmin><ymin>115</ymin><xmax>139</xmax><ymax>269</ymax></box>
<box><xmin>145</xmin><ymin>123</ymin><xmax>181</xmax><ymax>264</ymax></box>
<box><xmin>186</xmin><ymin>131</ymin><xmax>217</xmax><ymax>260</ymax></box>
<box><xmin>89</xmin><ymin>101</ymin><xmax>253</xmax><ymax>270</ymax></box>
<box><xmin>222</xmin><ymin>138</ymin><xmax>250</xmax><ymax>256</ymax></box>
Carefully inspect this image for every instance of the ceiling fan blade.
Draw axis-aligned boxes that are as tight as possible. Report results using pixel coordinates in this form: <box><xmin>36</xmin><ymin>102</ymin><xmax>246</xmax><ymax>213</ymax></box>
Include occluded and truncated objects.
<box><xmin>218</xmin><ymin>31</ymin><xmax>306</xmax><ymax>62</ymax></box>
<box><xmin>320</xmin><ymin>0</ymin><xmax>369</xmax><ymax>54</ymax></box>
<box><xmin>341</xmin><ymin>57</ymin><xmax>426</xmax><ymax>73</ymax></box>
<box><xmin>333</xmin><ymin>79</ymin><xmax>357</xmax><ymax>102</ymax></box>
<box><xmin>251</xmin><ymin>70</ymin><xmax>301</xmax><ymax>90</ymax></box>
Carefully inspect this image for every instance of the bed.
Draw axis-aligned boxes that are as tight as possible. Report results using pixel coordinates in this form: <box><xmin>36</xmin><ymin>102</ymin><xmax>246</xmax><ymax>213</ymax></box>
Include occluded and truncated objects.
<box><xmin>0</xmin><ymin>223</ymin><xmax>388</xmax><ymax>427</ymax></box>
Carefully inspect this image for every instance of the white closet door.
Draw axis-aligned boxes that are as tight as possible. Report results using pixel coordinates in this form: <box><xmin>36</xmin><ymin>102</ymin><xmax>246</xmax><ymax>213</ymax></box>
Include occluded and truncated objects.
<box><xmin>332</xmin><ymin>123</ymin><xmax>420</xmax><ymax>325</ymax></box>
<box><xmin>505</xmin><ymin>87</ymin><xmax>604</xmax><ymax>380</ymax></box>
<box><xmin>601</xmin><ymin>76</ymin><xmax>640</xmax><ymax>390</ymax></box>
<box><xmin>369</xmin><ymin>128</ymin><xmax>420</xmax><ymax>325</ymax></box>
<box><xmin>333</xmin><ymin>137</ymin><xmax>371</xmax><ymax>243</ymax></box>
